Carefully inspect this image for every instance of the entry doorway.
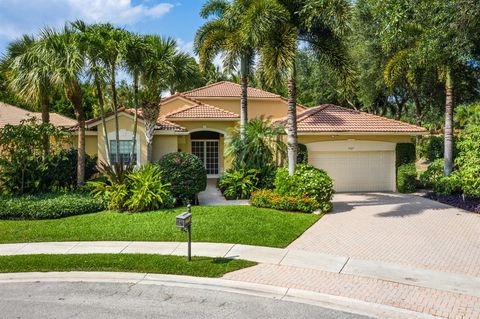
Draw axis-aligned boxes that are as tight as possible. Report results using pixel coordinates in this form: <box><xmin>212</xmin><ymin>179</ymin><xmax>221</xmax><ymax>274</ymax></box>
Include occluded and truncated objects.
<box><xmin>190</xmin><ymin>131</ymin><xmax>220</xmax><ymax>177</ymax></box>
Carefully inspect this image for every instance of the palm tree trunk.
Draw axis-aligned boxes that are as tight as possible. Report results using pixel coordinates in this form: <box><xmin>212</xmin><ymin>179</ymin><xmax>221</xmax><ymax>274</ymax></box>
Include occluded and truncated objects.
<box><xmin>240</xmin><ymin>56</ymin><xmax>248</xmax><ymax>140</ymax></box>
<box><xmin>94</xmin><ymin>75</ymin><xmax>110</xmax><ymax>164</ymax></box>
<box><xmin>111</xmin><ymin>67</ymin><xmax>120</xmax><ymax>164</ymax></box>
<box><xmin>143</xmin><ymin>101</ymin><xmax>160</xmax><ymax>163</ymax></box>
<box><xmin>287</xmin><ymin>64</ymin><xmax>298</xmax><ymax>175</ymax></box>
<box><xmin>444</xmin><ymin>69</ymin><xmax>454</xmax><ymax>176</ymax></box>
<box><xmin>40</xmin><ymin>94</ymin><xmax>50</xmax><ymax>157</ymax></box>
<box><xmin>67</xmin><ymin>83</ymin><xmax>85</xmax><ymax>186</ymax></box>
<box><xmin>130</xmin><ymin>73</ymin><xmax>139</xmax><ymax>166</ymax></box>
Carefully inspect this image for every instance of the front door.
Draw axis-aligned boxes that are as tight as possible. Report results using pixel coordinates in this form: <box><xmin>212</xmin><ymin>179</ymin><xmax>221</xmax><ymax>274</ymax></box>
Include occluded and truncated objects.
<box><xmin>191</xmin><ymin>140</ymin><xmax>219</xmax><ymax>177</ymax></box>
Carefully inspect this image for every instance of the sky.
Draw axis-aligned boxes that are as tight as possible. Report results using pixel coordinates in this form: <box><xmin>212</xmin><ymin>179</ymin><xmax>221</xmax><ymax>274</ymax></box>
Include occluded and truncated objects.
<box><xmin>0</xmin><ymin>0</ymin><xmax>209</xmax><ymax>57</ymax></box>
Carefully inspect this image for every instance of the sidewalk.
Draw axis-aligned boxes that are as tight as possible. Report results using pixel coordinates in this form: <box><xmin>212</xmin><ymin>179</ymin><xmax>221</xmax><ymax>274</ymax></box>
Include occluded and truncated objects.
<box><xmin>1</xmin><ymin>241</ymin><xmax>479</xmax><ymax>318</ymax></box>
<box><xmin>197</xmin><ymin>179</ymin><xmax>249</xmax><ymax>206</ymax></box>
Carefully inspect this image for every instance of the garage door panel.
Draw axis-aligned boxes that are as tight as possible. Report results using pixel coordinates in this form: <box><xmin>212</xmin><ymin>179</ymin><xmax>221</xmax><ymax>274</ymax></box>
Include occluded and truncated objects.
<box><xmin>309</xmin><ymin>151</ymin><xmax>395</xmax><ymax>192</ymax></box>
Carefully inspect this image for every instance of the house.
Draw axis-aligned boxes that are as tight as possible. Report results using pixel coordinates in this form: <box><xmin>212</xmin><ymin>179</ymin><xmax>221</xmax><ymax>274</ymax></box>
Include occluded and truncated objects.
<box><xmin>80</xmin><ymin>81</ymin><xmax>427</xmax><ymax>192</ymax></box>
<box><xmin>0</xmin><ymin>101</ymin><xmax>77</xmax><ymax>129</ymax></box>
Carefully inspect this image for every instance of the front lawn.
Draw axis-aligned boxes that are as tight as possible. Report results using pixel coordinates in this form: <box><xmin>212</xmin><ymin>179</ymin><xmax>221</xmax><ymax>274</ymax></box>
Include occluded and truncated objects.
<box><xmin>0</xmin><ymin>206</ymin><xmax>320</xmax><ymax>248</ymax></box>
<box><xmin>0</xmin><ymin>254</ymin><xmax>255</xmax><ymax>277</ymax></box>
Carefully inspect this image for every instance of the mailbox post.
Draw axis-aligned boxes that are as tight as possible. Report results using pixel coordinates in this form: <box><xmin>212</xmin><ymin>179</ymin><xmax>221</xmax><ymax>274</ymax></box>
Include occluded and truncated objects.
<box><xmin>176</xmin><ymin>204</ymin><xmax>192</xmax><ymax>261</ymax></box>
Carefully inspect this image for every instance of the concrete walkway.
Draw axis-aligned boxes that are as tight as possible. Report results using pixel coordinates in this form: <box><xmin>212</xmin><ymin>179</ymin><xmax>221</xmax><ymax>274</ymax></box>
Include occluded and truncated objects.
<box><xmin>197</xmin><ymin>179</ymin><xmax>249</xmax><ymax>206</ymax></box>
<box><xmin>1</xmin><ymin>241</ymin><xmax>479</xmax><ymax>299</ymax></box>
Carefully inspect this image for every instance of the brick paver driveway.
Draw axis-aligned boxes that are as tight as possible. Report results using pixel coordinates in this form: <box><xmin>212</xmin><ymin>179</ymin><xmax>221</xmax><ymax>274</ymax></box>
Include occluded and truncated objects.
<box><xmin>289</xmin><ymin>192</ymin><xmax>480</xmax><ymax>276</ymax></box>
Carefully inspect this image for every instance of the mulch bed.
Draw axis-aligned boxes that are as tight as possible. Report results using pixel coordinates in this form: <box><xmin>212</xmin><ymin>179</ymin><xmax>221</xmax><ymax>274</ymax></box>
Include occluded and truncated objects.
<box><xmin>424</xmin><ymin>192</ymin><xmax>480</xmax><ymax>213</ymax></box>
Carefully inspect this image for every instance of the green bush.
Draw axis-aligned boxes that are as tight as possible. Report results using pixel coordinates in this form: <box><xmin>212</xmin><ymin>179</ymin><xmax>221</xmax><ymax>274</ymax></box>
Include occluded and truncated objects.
<box><xmin>250</xmin><ymin>189</ymin><xmax>320</xmax><ymax>213</ymax></box>
<box><xmin>297</xmin><ymin>144</ymin><xmax>308</xmax><ymax>164</ymax></box>
<box><xmin>396</xmin><ymin>143</ymin><xmax>416</xmax><ymax>167</ymax></box>
<box><xmin>0</xmin><ymin>192</ymin><xmax>105</xmax><ymax>220</ymax></box>
<box><xmin>274</xmin><ymin>164</ymin><xmax>334</xmax><ymax>212</ymax></box>
<box><xmin>89</xmin><ymin>163</ymin><xmax>175</xmax><ymax>212</ymax></box>
<box><xmin>434</xmin><ymin>173</ymin><xmax>463</xmax><ymax>195</ymax></box>
<box><xmin>218</xmin><ymin>168</ymin><xmax>259</xmax><ymax>200</ymax></box>
<box><xmin>455</xmin><ymin>124</ymin><xmax>480</xmax><ymax>198</ymax></box>
<box><xmin>396</xmin><ymin>163</ymin><xmax>417</xmax><ymax>193</ymax></box>
<box><xmin>419</xmin><ymin>159</ymin><xmax>444</xmax><ymax>188</ymax></box>
<box><xmin>158</xmin><ymin>152</ymin><xmax>207</xmax><ymax>204</ymax></box>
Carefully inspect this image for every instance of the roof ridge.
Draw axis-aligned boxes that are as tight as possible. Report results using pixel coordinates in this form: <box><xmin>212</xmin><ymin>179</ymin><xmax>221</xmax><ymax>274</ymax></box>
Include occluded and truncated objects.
<box><xmin>180</xmin><ymin>81</ymin><xmax>228</xmax><ymax>96</ymax></box>
<box><xmin>165</xmin><ymin>100</ymin><xmax>239</xmax><ymax>118</ymax></box>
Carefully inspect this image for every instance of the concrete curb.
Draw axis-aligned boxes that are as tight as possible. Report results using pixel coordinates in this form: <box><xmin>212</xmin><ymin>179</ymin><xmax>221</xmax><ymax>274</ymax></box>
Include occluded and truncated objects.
<box><xmin>0</xmin><ymin>272</ymin><xmax>439</xmax><ymax>319</ymax></box>
<box><xmin>1</xmin><ymin>241</ymin><xmax>479</xmax><ymax>298</ymax></box>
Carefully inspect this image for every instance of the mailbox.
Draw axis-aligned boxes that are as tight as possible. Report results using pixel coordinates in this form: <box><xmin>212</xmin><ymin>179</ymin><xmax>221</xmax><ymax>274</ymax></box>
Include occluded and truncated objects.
<box><xmin>176</xmin><ymin>212</ymin><xmax>192</xmax><ymax>229</ymax></box>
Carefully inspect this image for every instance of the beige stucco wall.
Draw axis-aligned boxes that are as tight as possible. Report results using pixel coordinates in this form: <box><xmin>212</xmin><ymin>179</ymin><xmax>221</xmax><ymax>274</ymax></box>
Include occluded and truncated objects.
<box><xmin>160</xmin><ymin>98</ymin><xmax>195</xmax><ymax>116</ymax></box>
<box><xmin>298</xmin><ymin>134</ymin><xmax>413</xmax><ymax>144</ymax></box>
<box><xmin>152</xmin><ymin>135</ymin><xmax>178</xmax><ymax>162</ymax></box>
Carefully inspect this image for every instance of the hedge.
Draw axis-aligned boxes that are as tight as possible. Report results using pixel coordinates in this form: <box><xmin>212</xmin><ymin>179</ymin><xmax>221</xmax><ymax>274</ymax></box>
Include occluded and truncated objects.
<box><xmin>250</xmin><ymin>189</ymin><xmax>320</xmax><ymax>213</ymax></box>
<box><xmin>396</xmin><ymin>163</ymin><xmax>417</xmax><ymax>193</ymax></box>
<box><xmin>396</xmin><ymin>143</ymin><xmax>416</xmax><ymax>167</ymax></box>
<box><xmin>0</xmin><ymin>193</ymin><xmax>106</xmax><ymax>220</ymax></box>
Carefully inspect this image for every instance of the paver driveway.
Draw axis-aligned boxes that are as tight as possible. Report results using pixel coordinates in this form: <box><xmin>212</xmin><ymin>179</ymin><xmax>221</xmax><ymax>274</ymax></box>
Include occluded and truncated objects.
<box><xmin>289</xmin><ymin>192</ymin><xmax>480</xmax><ymax>276</ymax></box>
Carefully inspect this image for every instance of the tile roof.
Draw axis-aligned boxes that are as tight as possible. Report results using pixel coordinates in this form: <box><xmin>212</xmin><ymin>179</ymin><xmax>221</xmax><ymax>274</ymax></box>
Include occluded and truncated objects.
<box><xmin>124</xmin><ymin>109</ymin><xmax>187</xmax><ymax>132</ymax></box>
<box><xmin>0</xmin><ymin>101</ymin><xmax>77</xmax><ymax>128</ymax></box>
<box><xmin>165</xmin><ymin>103</ymin><xmax>239</xmax><ymax>119</ymax></box>
<box><xmin>182</xmin><ymin>81</ymin><xmax>280</xmax><ymax>98</ymax></box>
<box><xmin>291</xmin><ymin>104</ymin><xmax>428</xmax><ymax>133</ymax></box>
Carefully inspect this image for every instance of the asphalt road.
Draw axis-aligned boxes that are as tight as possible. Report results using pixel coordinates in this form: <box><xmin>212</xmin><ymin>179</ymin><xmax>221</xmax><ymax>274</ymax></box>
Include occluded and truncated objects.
<box><xmin>0</xmin><ymin>282</ymin><xmax>373</xmax><ymax>319</ymax></box>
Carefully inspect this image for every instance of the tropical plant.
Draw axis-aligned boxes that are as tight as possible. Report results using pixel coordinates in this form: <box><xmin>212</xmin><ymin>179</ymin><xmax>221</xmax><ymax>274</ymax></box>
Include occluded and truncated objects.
<box><xmin>218</xmin><ymin>168</ymin><xmax>259</xmax><ymax>200</ymax></box>
<box><xmin>419</xmin><ymin>159</ymin><xmax>444</xmax><ymax>189</ymax></box>
<box><xmin>455</xmin><ymin>124</ymin><xmax>480</xmax><ymax>198</ymax></box>
<box><xmin>89</xmin><ymin>163</ymin><xmax>174</xmax><ymax>212</ymax></box>
<box><xmin>250</xmin><ymin>189</ymin><xmax>320</xmax><ymax>213</ymax></box>
<box><xmin>195</xmin><ymin>0</ymin><xmax>255</xmax><ymax>139</ymax></box>
<box><xmin>243</xmin><ymin>0</ymin><xmax>351</xmax><ymax>174</ymax></box>
<box><xmin>227</xmin><ymin>117</ymin><xmax>286</xmax><ymax>188</ymax></box>
<box><xmin>157</xmin><ymin>152</ymin><xmax>207</xmax><ymax>204</ymax></box>
<box><xmin>434</xmin><ymin>173</ymin><xmax>463</xmax><ymax>196</ymax></box>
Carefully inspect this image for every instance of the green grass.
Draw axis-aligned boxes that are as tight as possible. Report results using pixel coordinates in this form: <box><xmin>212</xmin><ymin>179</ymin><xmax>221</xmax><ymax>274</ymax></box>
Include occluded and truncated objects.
<box><xmin>0</xmin><ymin>254</ymin><xmax>255</xmax><ymax>277</ymax></box>
<box><xmin>0</xmin><ymin>206</ymin><xmax>320</xmax><ymax>248</ymax></box>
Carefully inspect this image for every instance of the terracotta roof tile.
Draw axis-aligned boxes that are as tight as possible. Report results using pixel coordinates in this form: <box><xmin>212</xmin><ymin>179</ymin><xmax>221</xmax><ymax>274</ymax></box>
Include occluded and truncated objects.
<box><xmin>124</xmin><ymin>108</ymin><xmax>187</xmax><ymax>132</ymax></box>
<box><xmin>165</xmin><ymin>103</ymin><xmax>239</xmax><ymax>119</ymax></box>
<box><xmin>0</xmin><ymin>101</ymin><xmax>77</xmax><ymax>128</ymax></box>
<box><xmin>182</xmin><ymin>81</ymin><xmax>280</xmax><ymax>98</ymax></box>
<box><xmin>291</xmin><ymin>104</ymin><xmax>427</xmax><ymax>133</ymax></box>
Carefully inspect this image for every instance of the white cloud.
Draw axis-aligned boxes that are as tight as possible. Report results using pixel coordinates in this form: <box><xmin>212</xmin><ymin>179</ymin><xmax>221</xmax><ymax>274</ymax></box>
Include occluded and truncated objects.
<box><xmin>176</xmin><ymin>38</ymin><xmax>194</xmax><ymax>55</ymax></box>
<box><xmin>0</xmin><ymin>0</ymin><xmax>174</xmax><ymax>40</ymax></box>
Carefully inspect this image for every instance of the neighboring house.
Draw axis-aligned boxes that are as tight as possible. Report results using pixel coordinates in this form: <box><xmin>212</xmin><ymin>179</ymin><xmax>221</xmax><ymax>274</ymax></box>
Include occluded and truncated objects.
<box><xmin>1</xmin><ymin>81</ymin><xmax>428</xmax><ymax>192</ymax></box>
<box><xmin>0</xmin><ymin>101</ymin><xmax>77</xmax><ymax>129</ymax></box>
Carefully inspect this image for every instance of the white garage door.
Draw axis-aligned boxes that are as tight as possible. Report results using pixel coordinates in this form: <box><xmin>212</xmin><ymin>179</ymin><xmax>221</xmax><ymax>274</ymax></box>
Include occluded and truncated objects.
<box><xmin>307</xmin><ymin>141</ymin><xmax>396</xmax><ymax>192</ymax></box>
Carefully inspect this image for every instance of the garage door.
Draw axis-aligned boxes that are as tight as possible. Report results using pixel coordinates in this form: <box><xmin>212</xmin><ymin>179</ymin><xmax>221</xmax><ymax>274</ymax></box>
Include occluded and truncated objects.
<box><xmin>307</xmin><ymin>141</ymin><xmax>396</xmax><ymax>192</ymax></box>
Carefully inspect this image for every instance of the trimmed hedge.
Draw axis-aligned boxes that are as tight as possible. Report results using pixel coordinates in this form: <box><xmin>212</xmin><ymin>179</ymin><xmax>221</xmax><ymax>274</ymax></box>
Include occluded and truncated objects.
<box><xmin>250</xmin><ymin>189</ymin><xmax>320</xmax><ymax>213</ymax></box>
<box><xmin>396</xmin><ymin>163</ymin><xmax>417</xmax><ymax>193</ymax></box>
<box><xmin>0</xmin><ymin>193</ymin><xmax>105</xmax><ymax>220</ymax></box>
<box><xmin>396</xmin><ymin>143</ymin><xmax>416</xmax><ymax>167</ymax></box>
<box><xmin>434</xmin><ymin>173</ymin><xmax>463</xmax><ymax>195</ymax></box>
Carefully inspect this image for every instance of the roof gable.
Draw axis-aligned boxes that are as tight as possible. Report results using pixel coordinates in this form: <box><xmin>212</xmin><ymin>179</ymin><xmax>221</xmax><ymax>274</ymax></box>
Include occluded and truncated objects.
<box><xmin>165</xmin><ymin>102</ymin><xmax>239</xmax><ymax>119</ymax></box>
<box><xmin>181</xmin><ymin>81</ymin><xmax>280</xmax><ymax>99</ymax></box>
<box><xmin>0</xmin><ymin>101</ymin><xmax>77</xmax><ymax>128</ymax></box>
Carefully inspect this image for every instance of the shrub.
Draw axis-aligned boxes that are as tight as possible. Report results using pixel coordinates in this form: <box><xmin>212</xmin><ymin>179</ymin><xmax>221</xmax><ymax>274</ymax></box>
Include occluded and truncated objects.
<box><xmin>419</xmin><ymin>159</ymin><xmax>444</xmax><ymax>188</ymax></box>
<box><xmin>297</xmin><ymin>144</ymin><xmax>308</xmax><ymax>164</ymax></box>
<box><xmin>250</xmin><ymin>189</ymin><xmax>320</xmax><ymax>213</ymax></box>
<box><xmin>417</xmin><ymin>136</ymin><xmax>444</xmax><ymax>161</ymax></box>
<box><xmin>274</xmin><ymin>164</ymin><xmax>334</xmax><ymax>212</ymax></box>
<box><xmin>396</xmin><ymin>143</ymin><xmax>416</xmax><ymax>167</ymax></box>
<box><xmin>455</xmin><ymin>124</ymin><xmax>480</xmax><ymax>198</ymax></box>
<box><xmin>218</xmin><ymin>168</ymin><xmax>259</xmax><ymax>200</ymax></box>
<box><xmin>434</xmin><ymin>173</ymin><xmax>463</xmax><ymax>195</ymax></box>
<box><xmin>89</xmin><ymin>163</ymin><xmax>175</xmax><ymax>212</ymax></box>
<box><xmin>0</xmin><ymin>192</ymin><xmax>105</xmax><ymax>220</ymax></box>
<box><xmin>158</xmin><ymin>152</ymin><xmax>207</xmax><ymax>204</ymax></box>
<box><xmin>396</xmin><ymin>163</ymin><xmax>417</xmax><ymax>193</ymax></box>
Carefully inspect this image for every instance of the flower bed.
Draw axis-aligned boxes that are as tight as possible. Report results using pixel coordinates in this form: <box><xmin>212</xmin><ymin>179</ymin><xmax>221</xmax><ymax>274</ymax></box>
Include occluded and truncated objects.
<box><xmin>424</xmin><ymin>192</ymin><xmax>480</xmax><ymax>213</ymax></box>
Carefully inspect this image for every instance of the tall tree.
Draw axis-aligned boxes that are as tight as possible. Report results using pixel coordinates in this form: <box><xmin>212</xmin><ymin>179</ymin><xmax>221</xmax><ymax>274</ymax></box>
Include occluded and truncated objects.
<box><xmin>35</xmin><ymin>27</ymin><xmax>87</xmax><ymax>185</ymax></box>
<box><xmin>195</xmin><ymin>0</ymin><xmax>255</xmax><ymax>140</ymax></box>
<box><xmin>3</xmin><ymin>35</ymin><xmax>53</xmax><ymax>156</ymax></box>
<box><xmin>243</xmin><ymin>0</ymin><xmax>351</xmax><ymax>174</ymax></box>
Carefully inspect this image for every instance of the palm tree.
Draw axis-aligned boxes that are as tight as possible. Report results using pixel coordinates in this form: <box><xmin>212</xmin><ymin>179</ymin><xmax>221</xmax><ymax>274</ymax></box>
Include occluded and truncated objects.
<box><xmin>71</xmin><ymin>21</ymin><xmax>111</xmax><ymax>162</ymax></box>
<box><xmin>138</xmin><ymin>36</ymin><xmax>177</xmax><ymax>162</ymax></box>
<box><xmin>35</xmin><ymin>27</ymin><xmax>87</xmax><ymax>185</ymax></box>
<box><xmin>243</xmin><ymin>0</ymin><xmax>351</xmax><ymax>174</ymax></box>
<box><xmin>3</xmin><ymin>35</ymin><xmax>53</xmax><ymax>156</ymax></box>
<box><xmin>195</xmin><ymin>0</ymin><xmax>255</xmax><ymax>140</ymax></box>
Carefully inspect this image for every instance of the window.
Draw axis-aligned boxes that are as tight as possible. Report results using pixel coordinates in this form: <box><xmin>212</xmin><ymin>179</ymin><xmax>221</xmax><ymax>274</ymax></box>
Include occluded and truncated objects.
<box><xmin>109</xmin><ymin>140</ymin><xmax>136</xmax><ymax>166</ymax></box>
